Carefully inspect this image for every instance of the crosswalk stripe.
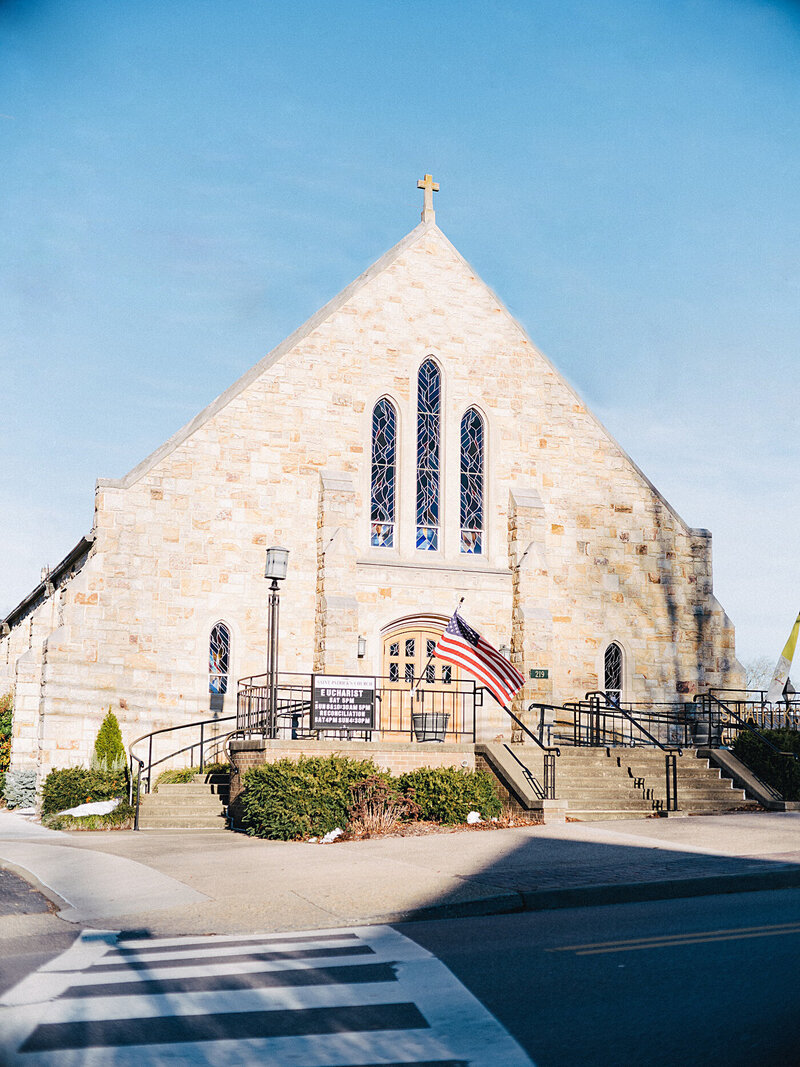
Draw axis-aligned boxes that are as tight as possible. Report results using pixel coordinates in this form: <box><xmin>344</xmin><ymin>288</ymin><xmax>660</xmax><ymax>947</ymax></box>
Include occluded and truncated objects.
<box><xmin>1</xmin><ymin>925</ymin><xmax>535</xmax><ymax>1066</ymax></box>
<box><xmin>91</xmin><ymin>943</ymin><xmax>374</xmax><ymax>972</ymax></box>
<box><xmin>62</xmin><ymin>961</ymin><xmax>400</xmax><ymax>999</ymax></box>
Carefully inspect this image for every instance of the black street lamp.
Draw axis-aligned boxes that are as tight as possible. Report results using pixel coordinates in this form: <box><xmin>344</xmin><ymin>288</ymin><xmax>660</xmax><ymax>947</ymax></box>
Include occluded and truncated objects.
<box><xmin>264</xmin><ymin>546</ymin><xmax>289</xmax><ymax>737</ymax></box>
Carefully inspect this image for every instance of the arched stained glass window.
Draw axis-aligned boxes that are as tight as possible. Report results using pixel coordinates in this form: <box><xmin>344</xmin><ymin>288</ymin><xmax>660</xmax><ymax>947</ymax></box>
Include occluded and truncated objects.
<box><xmin>209</xmin><ymin>622</ymin><xmax>230</xmax><ymax>695</ymax></box>
<box><xmin>460</xmin><ymin>408</ymin><xmax>484</xmax><ymax>554</ymax></box>
<box><xmin>604</xmin><ymin>642</ymin><xmax>623</xmax><ymax>703</ymax></box>
<box><xmin>370</xmin><ymin>398</ymin><xmax>397</xmax><ymax>548</ymax></box>
<box><xmin>416</xmin><ymin>359</ymin><xmax>441</xmax><ymax>550</ymax></box>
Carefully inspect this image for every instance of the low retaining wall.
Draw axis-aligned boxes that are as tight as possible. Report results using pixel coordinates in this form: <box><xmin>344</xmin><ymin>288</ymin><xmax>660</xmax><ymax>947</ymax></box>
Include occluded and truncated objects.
<box><xmin>228</xmin><ymin>738</ymin><xmax>477</xmax><ymax>807</ymax></box>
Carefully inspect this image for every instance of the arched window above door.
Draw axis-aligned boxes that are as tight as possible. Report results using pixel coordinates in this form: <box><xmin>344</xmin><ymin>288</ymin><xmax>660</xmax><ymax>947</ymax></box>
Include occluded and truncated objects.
<box><xmin>460</xmin><ymin>408</ymin><xmax>484</xmax><ymax>554</ymax></box>
<box><xmin>416</xmin><ymin>359</ymin><xmax>441</xmax><ymax>551</ymax></box>
<box><xmin>370</xmin><ymin>398</ymin><xmax>397</xmax><ymax>548</ymax></box>
<box><xmin>209</xmin><ymin>622</ymin><xmax>230</xmax><ymax>695</ymax></box>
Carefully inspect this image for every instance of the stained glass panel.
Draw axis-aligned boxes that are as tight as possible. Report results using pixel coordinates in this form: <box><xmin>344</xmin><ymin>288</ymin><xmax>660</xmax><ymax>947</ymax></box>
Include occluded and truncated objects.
<box><xmin>416</xmin><ymin>359</ymin><xmax>440</xmax><ymax>550</ymax></box>
<box><xmin>425</xmin><ymin>662</ymin><xmax>435</xmax><ymax>683</ymax></box>
<box><xmin>442</xmin><ymin>665</ymin><xmax>452</xmax><ymax>684</ymax></box>
<box><xmin>405</xmin><ymin>638</ymin><xmax>415</xmax><ymax>657</ymax></box>
<box><xmin>389</xmin><ymin>662</ymin><xmax>399</xmax><ymax>682</ymax></box>
<box><xmin>209</xmin><ymin>622</ymin><xmax>230</xmax><ymax>695</ymax></box>
<box><xmin>460</xmin><ymin>408</ymin><xmax>484</xmax><ymax>554</ymax></box>
<box><xmin>370</xmin><ymin>399</ymin><xmax>396</xmax><ymax>548</ymax></box>
<box><xmin>389</xmin><ymin>642</ymin><xmax>399</xmax><ymax>658</ymax></box>
<box><xmin>405</xmin><ymin>662</ymin><xmax>415</xmax><ymax>684</ymax></box>
<box><xmin>604</xmin><ymin>643</ymin><xmax>623</xmax><ymax>697</ymax></box>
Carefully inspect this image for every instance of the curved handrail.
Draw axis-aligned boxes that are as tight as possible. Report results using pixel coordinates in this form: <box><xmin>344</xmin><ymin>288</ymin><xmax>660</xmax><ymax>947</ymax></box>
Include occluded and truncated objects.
<box><xmin>128</xmin><ymin>713</ymin><xmax>237</xmax><ymax>830</ymax></box>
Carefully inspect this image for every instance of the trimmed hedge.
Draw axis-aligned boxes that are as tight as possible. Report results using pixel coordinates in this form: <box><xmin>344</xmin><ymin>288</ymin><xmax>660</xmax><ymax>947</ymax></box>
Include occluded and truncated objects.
<box><xmin>732</xmin><ymin>728</ymin><xmax>800</xmax><ymax>801</ymax></box>
<box><xmin>238</xmin><ymin>756</ymin><xmax>503</xmax><ymax>839</ymax></box>
<box><xmin>41</xmin><ymin>767</ymin><xmax>129</xmax><ymax>816</ymax></box>
<box><xmin>240</xmin><ymin>755</ymin><xmax>384</xmax><ymax>840</ymax></box>
<box><xmin>397</xmin><ymin>766</ymin><xmax>502</xmax><ymax>824</ymax></box>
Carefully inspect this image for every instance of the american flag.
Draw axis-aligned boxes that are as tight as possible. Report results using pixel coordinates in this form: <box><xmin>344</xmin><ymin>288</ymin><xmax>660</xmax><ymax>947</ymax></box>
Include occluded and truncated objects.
<box><xmin>434</xmin><ymin>611</ymin><xmax>525</xmax><ymax>710</ymax></box>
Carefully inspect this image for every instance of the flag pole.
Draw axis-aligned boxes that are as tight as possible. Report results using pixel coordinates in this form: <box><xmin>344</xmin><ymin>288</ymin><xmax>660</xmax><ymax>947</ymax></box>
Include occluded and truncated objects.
<box><xmin>412</xmin><ymin>597</ymin><xmax>465</xmax><ymax>696</ymax></box>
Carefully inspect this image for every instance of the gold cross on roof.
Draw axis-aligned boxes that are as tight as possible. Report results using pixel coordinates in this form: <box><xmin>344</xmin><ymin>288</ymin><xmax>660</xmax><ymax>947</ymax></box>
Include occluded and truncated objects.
<box><xmin>417</xmin><ymin>173</ymin><xmax>439</xmax><ymax>223</ymax></box>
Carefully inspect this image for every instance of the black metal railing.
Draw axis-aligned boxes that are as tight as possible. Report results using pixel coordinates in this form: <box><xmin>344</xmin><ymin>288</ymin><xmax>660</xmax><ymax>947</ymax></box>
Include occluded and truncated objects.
<box><xmin>128</xmin><ymin>714</ymin><xmax>236</xmax><ymax>831</ymax></box>
<box><xmin>499</xmin><ymin>703</ymin><xmax>561</xmax><ymax>800</ymax></box>
<box><xmin>694</xmin><ymin>692</ymin><xmax>799</xmax><ymax>799</ymax></box>
<box><xmin>237</xmin><ymin>672</ymin><xmax>479</xmax><ymax>743</ymax></box>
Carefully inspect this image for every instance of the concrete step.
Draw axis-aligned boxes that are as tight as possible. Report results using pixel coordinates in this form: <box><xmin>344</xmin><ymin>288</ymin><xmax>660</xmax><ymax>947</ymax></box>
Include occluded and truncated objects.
<box><xmin>140</xmin><ymin>798</ymin><xmax>227</xmax><ymax>812</ymax></box>
<box><xmin>156</xmin><ymin>783</ymin><xmax>229</xmax><ymax>796</ymax></box>
<box><xmin>138</xmin><ymin>814</ymin><xmax>229</xmax><ymax>829</ymax></box>
<box><xmin>566</xmin><ymin>798</ymin><xmax>657</xmax><ymax>812</ymax></box>
<box><xmin>567</xmin><ymin>811</ymin><xmax>659</xmax><ymax>822</ymax></box>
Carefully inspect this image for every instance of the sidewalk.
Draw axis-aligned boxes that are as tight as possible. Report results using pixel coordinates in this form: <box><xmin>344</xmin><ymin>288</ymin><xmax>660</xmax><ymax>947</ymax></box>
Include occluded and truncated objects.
<box><xmin>1</xmin><ymin>809</ymin><xmax>799</xmax><ymax>936</ymax></box>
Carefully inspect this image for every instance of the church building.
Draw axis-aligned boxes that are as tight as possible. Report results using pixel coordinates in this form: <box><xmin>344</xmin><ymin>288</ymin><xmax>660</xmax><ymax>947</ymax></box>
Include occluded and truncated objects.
<box><xmin>1</xmin><ymin>177</ymin><xmax>740</xmax><ymax>779</ymax></box>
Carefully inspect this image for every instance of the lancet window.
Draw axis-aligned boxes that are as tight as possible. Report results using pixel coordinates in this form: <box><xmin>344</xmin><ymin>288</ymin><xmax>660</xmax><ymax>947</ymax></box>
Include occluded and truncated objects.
<box><xmin>209</xmin><ymin>622</ymin><xmax>230</xmax><ymax>695</ymax></box>
<box><xmin>416</xmin><ymin>359</ymin><xmax>441</xmax><ymax>550</ymax></box>
<box><xmin>370</xmin><ymin>398</ymin><xmax>397</xmax><ymax>548</ymax></box>
<box><xmin>460</xmin><ymin>408</ymin><xmax>484</xmax><ymax>554</ymax></box>
<box><xmin>604</xmin><ymin>642</ymin><xmax>623</xmax><ymax>703</ymax></box>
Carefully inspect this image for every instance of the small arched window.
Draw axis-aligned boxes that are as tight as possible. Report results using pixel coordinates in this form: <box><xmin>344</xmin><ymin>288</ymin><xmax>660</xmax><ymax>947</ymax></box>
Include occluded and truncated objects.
<box><xmin>460</xmin><ymin>408</ymin><xmax>484</xmax><ymax>554</ymax></box>
<box><xmin>604</xmin><ymin>642</ymin><xmax>623</xmax><ymax>703</ymax></box>
<box><xmin>370</xmin><ymin>398</ymin><xmax>397</xmax><ymax>548</ymax></box>
<box><xmin>416</xmin><ymin>359</ymin><xmax>441</xmax><ymax>550</ymax></box>
<box><xmin>209</xmin><ymin>622</ymin><xmax>230</xmax><ymax>695</ymax></box>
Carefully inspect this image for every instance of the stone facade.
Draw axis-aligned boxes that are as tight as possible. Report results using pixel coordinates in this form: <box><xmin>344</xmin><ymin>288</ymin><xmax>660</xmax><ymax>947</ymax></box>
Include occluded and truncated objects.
<box><xmin>1</xmin><ymin>217</ymin><xmax>742</xmax><ymax>780</ymax></box>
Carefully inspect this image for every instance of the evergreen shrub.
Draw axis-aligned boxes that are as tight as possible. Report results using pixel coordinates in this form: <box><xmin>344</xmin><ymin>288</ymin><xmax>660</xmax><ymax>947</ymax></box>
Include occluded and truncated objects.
<box><xmin>91</xmin><ymin>708</ymin><xmax>127</xmax><ymax>772</ymax></box>
<box><xmin>3</xmin><ymin>769</ymin><xmax>37</xmax><ymax>809</ymax></box>
<box><xmin>41</xmin><ymin>767</ymin><xmax>129</xmax><ymax>815</ymax></box>
<box><xmin>397</xmin><ymin>766</ymin><xmax>502</xmax><ymax>824</ymax></box>
<box><xmin>732</xmin><ymin>728</ymin><xmax>800</xmax><ymax>801</ymax></box>
<box><xmin>240</xmin><ymin>755</ymin><xmax>383</xmax><ymax>840</ymax></box>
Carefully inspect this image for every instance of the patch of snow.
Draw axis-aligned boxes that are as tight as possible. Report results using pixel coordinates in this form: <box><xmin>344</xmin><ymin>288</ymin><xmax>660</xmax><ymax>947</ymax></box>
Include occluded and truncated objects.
<box><xmin>466</xmin><ymin>811</ymin><xmax>482</xmax><ymax>824</ymax></box>
<box><xmin>321</xmin><ymin>827</ymin><xmax>343</xmax><ymax>843</ymax></box>
<box><xmin>58</xmin><ymin>798</ymin><xmax>122</xmax><ymax>817</ymax></box>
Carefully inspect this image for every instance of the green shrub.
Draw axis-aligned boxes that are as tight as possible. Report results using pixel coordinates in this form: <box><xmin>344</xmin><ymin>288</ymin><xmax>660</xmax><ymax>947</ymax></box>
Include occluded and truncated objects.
<box><xmin>91</xmin><ymin>708</ymin><xmax>126</xmax><ymax>773</ymax></box>
<box><xmin>43</xmin><ymin>802</ymin><xmax>135</xmax><ymax>831</ymax></box>
<box><xmin>240</xmin><ymin>755</ymin><xmax>383</xmax><ymax>840</ymax></box>
<box><xmin>0</xmin><ymin>771</ymin><xmax>5</xmax><ymax>804</ymax></box>
<box><xmin>732</xmin><ymin>728</ymin><xmax>800</xmax><ymax>801</ymax></box>
<box><xmin>154</xmin><ymin>763</ymin><xmax>230</xmax><ymax>790</ymax></box>
<box><xmin>41</xmin><ymin>767</ymin><xmax>129</xmax><ymax>815</ymax></box>
<box><xmin>3</xmin><ymin>769</ymin><xmax>37</xmax><ymax>809</ymax></box>
<box><xmin>397</xmin><ymin>766</ymin><xmax>502</xmax><ymax>824</ymax></box>
<box><xmin>0</xmin><ymin>691</ymin><xmax>13</xmax><ymax>774</ymax></box>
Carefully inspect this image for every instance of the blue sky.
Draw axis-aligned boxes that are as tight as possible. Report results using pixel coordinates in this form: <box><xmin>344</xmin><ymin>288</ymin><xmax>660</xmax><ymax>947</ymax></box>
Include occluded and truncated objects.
<box><xmin>1</xmin><ymin>0</ymin><xmax>798</xmax><ymax>665</ymax></box>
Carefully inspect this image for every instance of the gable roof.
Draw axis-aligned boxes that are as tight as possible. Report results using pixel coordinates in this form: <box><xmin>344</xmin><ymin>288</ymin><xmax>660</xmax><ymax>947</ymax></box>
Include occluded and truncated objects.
<box><xmin>97</xmin><ymin>220</ymin><xmax>702</xmax><ymax>538</ymax></box>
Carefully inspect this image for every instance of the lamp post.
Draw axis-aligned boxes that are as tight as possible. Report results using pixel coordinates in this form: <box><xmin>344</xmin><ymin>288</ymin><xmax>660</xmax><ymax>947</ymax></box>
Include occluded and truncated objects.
<box><xmin>264</xmin><ymin>546</ymin><xmax>289</xmax><ymax>738</ymax></box>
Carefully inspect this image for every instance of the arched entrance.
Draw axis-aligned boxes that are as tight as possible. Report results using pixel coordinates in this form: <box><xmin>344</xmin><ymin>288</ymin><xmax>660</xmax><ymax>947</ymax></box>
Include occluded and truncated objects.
<box><xmin>379</xmin><ymin>615</ymin><xmax>473</xmax><ymax>741</ymax></box>
<box><xmin>380</xmin><ymin>614</ymin><xmax>462</xmax><ymax>689</ymax></box>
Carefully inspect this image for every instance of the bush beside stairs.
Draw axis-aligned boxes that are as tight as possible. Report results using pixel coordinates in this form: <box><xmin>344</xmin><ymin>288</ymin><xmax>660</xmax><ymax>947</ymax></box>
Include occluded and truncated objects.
<box><xmin>137</xmin><ymin>772</ymin><xmax>230</xmax><ymax>830</ymax></box>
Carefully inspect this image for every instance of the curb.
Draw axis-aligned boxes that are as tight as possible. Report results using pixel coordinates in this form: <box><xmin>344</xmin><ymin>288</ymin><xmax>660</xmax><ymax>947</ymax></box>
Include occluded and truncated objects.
<box><xmin>390</xmin><ymin>865</ymin><xmax>800</xmax><ymax>926</ymax></box>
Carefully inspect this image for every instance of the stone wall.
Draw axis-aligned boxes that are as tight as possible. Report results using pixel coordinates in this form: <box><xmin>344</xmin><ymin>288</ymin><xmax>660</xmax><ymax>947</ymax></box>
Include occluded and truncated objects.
<box><xmin>3</xmin><ymin>220</ymin><xmax>742</xmax><ymax>781</ymax></box>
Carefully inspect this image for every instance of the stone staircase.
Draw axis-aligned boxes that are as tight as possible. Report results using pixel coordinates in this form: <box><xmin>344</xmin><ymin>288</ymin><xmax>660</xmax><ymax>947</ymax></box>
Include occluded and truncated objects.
<box><xmin>480</xmin><ymin>744</ymin><xmax>760</xmax><ymax>821</ymax></box>
<box><xmin>136</xmin><ymin>772</ymin><xmax>230</xmax><ymax>830</ymax></box>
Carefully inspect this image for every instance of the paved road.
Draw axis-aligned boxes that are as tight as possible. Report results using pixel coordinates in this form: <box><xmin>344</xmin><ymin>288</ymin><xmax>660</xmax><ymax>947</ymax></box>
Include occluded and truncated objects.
<box><xmin>3</xmin><ymin>888</ymin><xmax>799</xmax><ymax>1064</ymax></box>
<box><xmin>402</xmin><ymin>886</ymin><xmax>800</xmax><ymax>1066</ymax></box>
<box><xmin>0</xmin><ymin>925</ymin><xmax>532</xmax><ymax>1065</ymax></box>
